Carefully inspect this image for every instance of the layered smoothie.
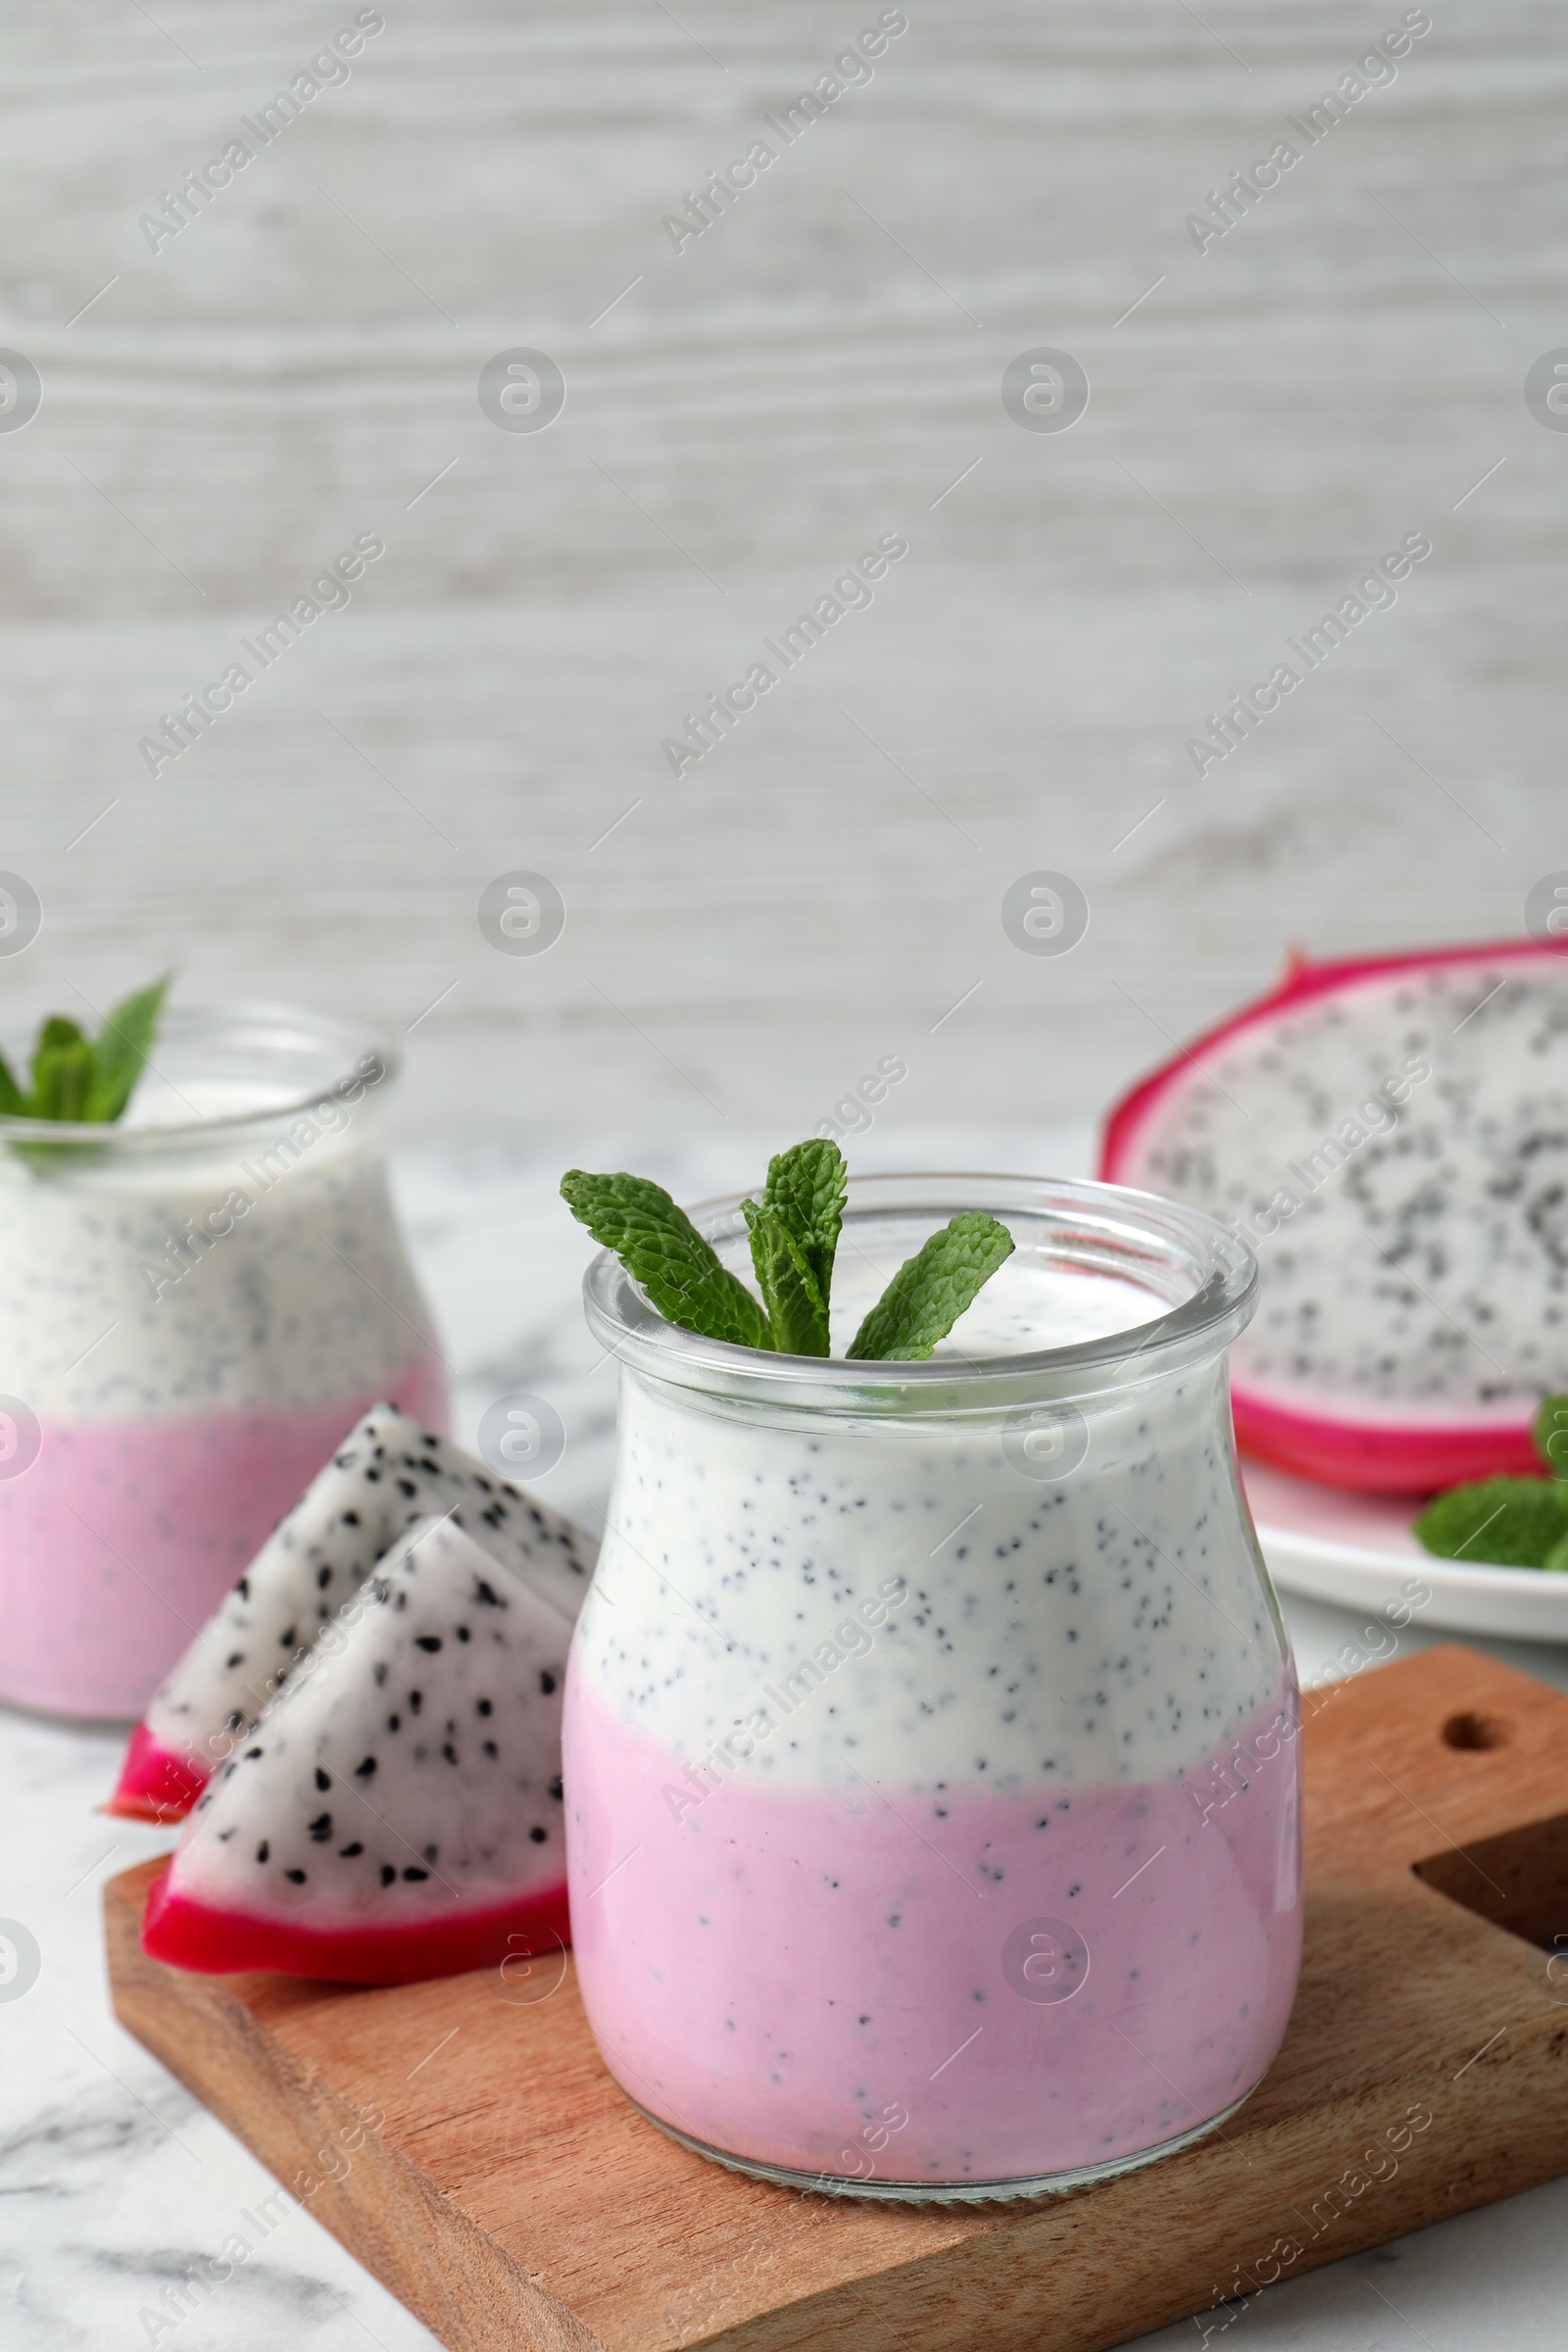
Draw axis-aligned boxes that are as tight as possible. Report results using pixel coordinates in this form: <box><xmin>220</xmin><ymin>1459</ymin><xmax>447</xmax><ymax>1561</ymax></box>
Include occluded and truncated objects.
<box><xmin>0</xmin><ymin>1028</ymin><xmax>445</xmax><ymax>1719</ymax></box>
<box><xmin>565</xmin><ymin>1209</ymin><xmax>1300</xmax><ymax>2192</ymax></box>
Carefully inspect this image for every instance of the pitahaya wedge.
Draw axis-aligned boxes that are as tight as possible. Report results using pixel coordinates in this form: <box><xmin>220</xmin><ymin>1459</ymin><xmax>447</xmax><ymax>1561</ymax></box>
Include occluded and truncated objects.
<box><xmin>108</xmin><ymin>1405</ymin><xmax>594</xmax><ymax>1822</ymax></box>
<box><xmin>1101</xmin><ymin>938</ymin><xmax>1568</xmax><ymax>1494</ymax></box>
<box><xmin>141</xmin><ymin>1514</ymin><xmax>571</xmax><ymax>1983</ymax></box>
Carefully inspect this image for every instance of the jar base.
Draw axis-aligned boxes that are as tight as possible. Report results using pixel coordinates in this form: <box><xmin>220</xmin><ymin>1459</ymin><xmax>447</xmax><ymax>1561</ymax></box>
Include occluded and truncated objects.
<box><xmin>624</xmin><ymin>2086</ymin><xmax>1256</xmax><ymax>2204</ymax></box>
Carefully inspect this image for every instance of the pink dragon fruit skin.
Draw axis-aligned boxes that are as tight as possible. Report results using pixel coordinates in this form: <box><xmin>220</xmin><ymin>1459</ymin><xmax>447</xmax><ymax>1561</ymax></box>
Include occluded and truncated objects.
<box><xmin>1101</xmin><ymin>937</ymin><xmax>1568</xmax><ymax>1494</ymax></box>
<box><xmin>141</xmin><ymin>1514</ymin><xmax>572</xmax><ymax>1984</ymax></box>
<box><xmin>108</xmin><ymin>1405</ymin><xmax>594</xmax><ymax>1822</ymax></box>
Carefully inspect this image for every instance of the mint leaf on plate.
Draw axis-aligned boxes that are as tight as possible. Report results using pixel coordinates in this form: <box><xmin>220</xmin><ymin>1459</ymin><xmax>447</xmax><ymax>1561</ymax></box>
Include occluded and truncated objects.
<box><xmin>743</xmin><ymin>1200</ymin><xmax>828</xmax><ymax>1356</ymax></box>
<box><xmin>761</xmin><ymin>1138</ymin><xmax>845</xmax><ymax>1306</ymax></box>
<box><xmin>562</xmin><ymin>1169</ymin><xmax>773</xmax><ymax>1350</ymax></box>
<box><xmin>86</xmin><ymin>975</ymin><xmax>172</xmax><ymax>1122</ymax></box>
<box><xmin>1535</xmin><ymin>1394</ymin><xmax>1568</xmax><ymax>1480</ymax></box>
<box><xmin>848</xmin><ymin>1211</ymin><xmax>1015</xmax><ymax>1362</ymax></box>
<box><xmin>1413</xmin><ymin>1477</ymin><xmax>1568</xmax><ymax>1568</ymax></box>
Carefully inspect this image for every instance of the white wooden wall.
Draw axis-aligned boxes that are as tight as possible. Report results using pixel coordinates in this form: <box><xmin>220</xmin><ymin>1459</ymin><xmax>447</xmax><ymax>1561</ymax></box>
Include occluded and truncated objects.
<box><xmin>2</xmin><ymin>1</ymin><xmax>1561</xmax><ymax>1154</ymax></box>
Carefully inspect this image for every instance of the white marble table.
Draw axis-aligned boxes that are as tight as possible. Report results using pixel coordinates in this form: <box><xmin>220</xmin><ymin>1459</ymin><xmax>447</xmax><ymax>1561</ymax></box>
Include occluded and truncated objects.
<box><xmin>5</xmin><ymin>0</ymin><xmax>1568</xmax><ymax>2340</ymax></box>
<box><xmin>6</xmin><ymin>1130</ymin><xmax>1568</xmax><ymax>2352</ymax></box>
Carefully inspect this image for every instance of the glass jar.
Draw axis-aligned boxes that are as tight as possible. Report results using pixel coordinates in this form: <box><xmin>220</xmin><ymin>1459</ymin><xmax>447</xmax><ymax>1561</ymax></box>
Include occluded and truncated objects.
<box><xmin>0</xmin><ymin>1002</ymin><xmax>446</xmax><ymax>1721</ymax></box>
<box><xmin>564</xmin><ymin>1174</ymin><xmax>1300</xmax><ymax>2201</ymax></box>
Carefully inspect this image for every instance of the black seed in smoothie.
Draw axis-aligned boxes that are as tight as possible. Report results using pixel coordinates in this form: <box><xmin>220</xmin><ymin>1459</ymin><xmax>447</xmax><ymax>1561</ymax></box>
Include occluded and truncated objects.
<box><xmin>309</xmin><ymin>1815</ymin><xmax>332</xmax><ymax>1840</ymax></box>
<box><xmin>402</xmin><ymin>1866</ymin><xmax>428</xmax><ymax>1882</ymax></box>
<box><xmin>416</xmin><ymin>1636</ymin><xmax>442</xmax><ymax>1653</ymax></box>
<box><xmin>339</xmin><ymin>1842</ymin><xmax>364</xmax><ymax>1858</ymax></box>
<box><xmin>529</xmin><ymin>1826</ymin><xmax>547</xmax><ymax>1843</ymax></box>
<box><xmin>315</xmin><ymin>1767</ymin><xmax>330</xmax><ymax>1791</ymax></box>
<box><xmin>256</xmin><ymin>1841</ymin><xmax>269</xmax><ymax>1863</ymax></box>
<box><xmin>380</xmin><ymin>1865</ymin><xmax>396</xmax><ymax>1887</ymax></box>
<box><xmin>285</xmin><ymin>1868</ymin><xmax>307</xmax><ymax>1885</ymax></box>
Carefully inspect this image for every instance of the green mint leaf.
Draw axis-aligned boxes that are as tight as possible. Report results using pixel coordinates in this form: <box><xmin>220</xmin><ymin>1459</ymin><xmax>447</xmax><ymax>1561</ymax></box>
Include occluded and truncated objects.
<box><xmin>86</xmin><ymin>974</ymin><xmax>171</xmax><ymax>1121</ymax></box>
<box><xmin>743</xmin><ymin>1200</ymin><xmax>829</xmax><ymax>1356</ymax></box>
<box><xmin>30</xmin><ymin>1035</ymin><xmax>95</xmax><ymax>1121</ymax></box>
<box><xmin>1545</xmin><ymin>1531</ymin><xmax>1568</xmax><ymax>1574</ymax></box>
<box><xmin>562</xmin><ymin>1169</ymin><xmax>773</xmax><ymax>1350</ymax></box>
<box><xmin>1413</xmin><ymin>1477</ymin><xmax>1568</xmax><ymax>1568</ymax></box>
<box><xmin>0</xmin><ymin>1051</ymin><xmax>24</xmax><ymax>1117</ymax></box>
<box><xmin>1535</xmin><ymin>1395</ymin><xmax>1568</xmax><ymax>1480</ymax></box>
<box><xmin>761</xmin><ymin>1138</ymin><xmax>846</xmax><ymax>1305</ymax></box>
<box><xmin>30</xmin><ymin>1015</ymin><xmax>87</xmax><ymax>1107</ymax></box>
<box><xmin>848</xmin><ymin>1211</ymin><xmax>1015</xmax><ymax>1362</ymax></box>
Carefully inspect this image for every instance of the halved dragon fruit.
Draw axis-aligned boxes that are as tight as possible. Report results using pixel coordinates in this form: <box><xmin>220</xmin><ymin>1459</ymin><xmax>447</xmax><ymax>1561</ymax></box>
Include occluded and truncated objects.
<box><xmin>141</xmin><ymin>1514</ymin><xmax>571</xmax><ymax>1983</ymax></box>
<box><xmin>109</xmin><ymin>1405</ymin><xmax>594</xmax><ymax>1822</ymax></box>
<box><xmin>1101</xmin><ymin>939</ymin><xmax>1568</xmax><ymax>1494</ymax></box>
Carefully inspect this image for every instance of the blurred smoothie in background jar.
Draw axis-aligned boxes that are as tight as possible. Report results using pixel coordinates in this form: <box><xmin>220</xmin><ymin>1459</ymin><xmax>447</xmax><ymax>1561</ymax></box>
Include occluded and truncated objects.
<box><xmin>0</xmin><ymin>1000</ymin><xmax>447</xmax><ymax>1721</ymax></box>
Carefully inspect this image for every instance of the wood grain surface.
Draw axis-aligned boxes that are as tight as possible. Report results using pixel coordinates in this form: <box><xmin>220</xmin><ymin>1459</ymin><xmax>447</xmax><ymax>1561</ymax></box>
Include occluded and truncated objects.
<box><xmin>3</xmin><ymin>3</ymin><xmax>1566</xmax><ymax>1150</ymax></box>
<box><xmin>105</xmin><ymin>1643</ymin><xmax>1568</xmax><ymax>2352</ymax></box>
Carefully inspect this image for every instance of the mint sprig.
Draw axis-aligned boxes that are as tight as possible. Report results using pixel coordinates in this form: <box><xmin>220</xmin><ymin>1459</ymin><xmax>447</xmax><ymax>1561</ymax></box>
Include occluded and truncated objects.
<box><xmin>0</xmin><ymin>976</ymin><xmax>171</xmax><ymax>1125</ymax></box>
<box><xmin>1412</xmin><ymin>1392</ymin><xmax>1568</xmax><ymax>1569</ymax></box>
<box><xmin>847</xmin><ymin>1210</ymin><xmax>1015</xmax><ymax>1362</ymax></box>
<box><xmin>563</xmin><ymin>1139</ymin><xmax>1016</xmax><ymax>1362</ymax></box>
<box><xmin>560</xmin><ymin>1169</ymin><xmax>773</xmax><ymax>1350</ymax></box>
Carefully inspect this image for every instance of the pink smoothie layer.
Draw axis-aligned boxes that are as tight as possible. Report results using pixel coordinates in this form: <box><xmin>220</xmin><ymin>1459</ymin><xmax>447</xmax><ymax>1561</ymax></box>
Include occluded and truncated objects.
<box><xmin>565</xmin><ymin>1678</ymin><xmax>1301</xmax><ymax>2187</ymax></box>
<box><xmin>0</xmin><ymin>1356</ymin><xmax>448</xmax><ymax>1721</ymax></box>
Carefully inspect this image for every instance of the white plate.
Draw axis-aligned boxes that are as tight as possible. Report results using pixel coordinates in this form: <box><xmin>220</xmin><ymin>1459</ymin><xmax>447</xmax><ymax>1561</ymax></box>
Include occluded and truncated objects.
<box><xmin>1243</xmin><ymin>1459</ymin><xmax>1568</xmax><ymax>1642</ymax></box>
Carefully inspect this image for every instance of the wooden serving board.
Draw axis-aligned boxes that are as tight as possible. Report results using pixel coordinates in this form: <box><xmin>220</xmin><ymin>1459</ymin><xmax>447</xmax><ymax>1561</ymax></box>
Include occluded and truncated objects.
<box><xmin>106</xmin><ymin>1645</ymin><xmax>1568</xmax><ymax>2352</ymax></box>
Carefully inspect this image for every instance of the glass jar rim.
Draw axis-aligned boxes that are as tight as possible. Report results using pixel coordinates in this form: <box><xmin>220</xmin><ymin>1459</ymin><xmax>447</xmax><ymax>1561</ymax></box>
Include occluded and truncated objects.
<box><xmin>0</xmin><ymin>998</ymin><xmax>397</xmax><ymax>1153</ymax></box>
<box><xmin>583</xmin><ymin>1171</ymin><xmax>1257</xmax><ymax>1412</ymax></box>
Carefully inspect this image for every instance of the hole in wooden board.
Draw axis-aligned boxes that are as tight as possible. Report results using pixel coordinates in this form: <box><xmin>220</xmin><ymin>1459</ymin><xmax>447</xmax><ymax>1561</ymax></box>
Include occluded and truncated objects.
<box><xmin>1441</xmin><ymin>1710</ymin><xmax>1511</xmax><ymax>1751</ymax></box>
<box><xmin>1413</xmin><ymin>1805</ymin><xmax>1568</xmax><ymax>1952</ymax></box>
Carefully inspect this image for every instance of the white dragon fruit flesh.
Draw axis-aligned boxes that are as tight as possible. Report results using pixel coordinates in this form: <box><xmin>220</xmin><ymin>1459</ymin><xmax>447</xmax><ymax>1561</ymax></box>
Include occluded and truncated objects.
<box><xmin>141</xmin><ymin>1515</ymin><xmax>571</xmax><ymax>1984</ymax></box>
<box><xmin>110</xmin><ymin>1404</ymin><xmax>594</xmax><ymax>1821</ymax></box>
<box><xmin>1101</xmin><ymin>939</ymin><xmax>1568</xmax><ymax>1493</ymax></box>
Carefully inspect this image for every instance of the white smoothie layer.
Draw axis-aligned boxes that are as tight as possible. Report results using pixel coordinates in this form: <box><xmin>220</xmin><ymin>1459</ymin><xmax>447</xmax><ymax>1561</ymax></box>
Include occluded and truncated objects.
<box><xmin>579</xmin><ymin>1258</ymin><xmax>1280</xmax><ymax>1794</ymax></box>
<box><xmin>0</xmin><ymin>1082</ymin><xmax>433</xmax><ymax>1421</ymax></box>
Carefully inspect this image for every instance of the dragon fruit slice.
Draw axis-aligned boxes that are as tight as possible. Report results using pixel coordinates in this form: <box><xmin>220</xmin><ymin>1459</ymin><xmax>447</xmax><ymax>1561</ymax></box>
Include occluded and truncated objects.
<box><xmin>1101</xmin><ymin>938</ymin><xmax>1568</xmax><ymax>1494</ymax></box>
<box><xmin>109</xmin><ymin>1405</ymin><xmax>594</xmax><ymax>1822</ymax></box>
<box><xmin>141</xmin><ymin>1514</ymin><xmax>571</xmax><ymax>1984</ymax></box>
